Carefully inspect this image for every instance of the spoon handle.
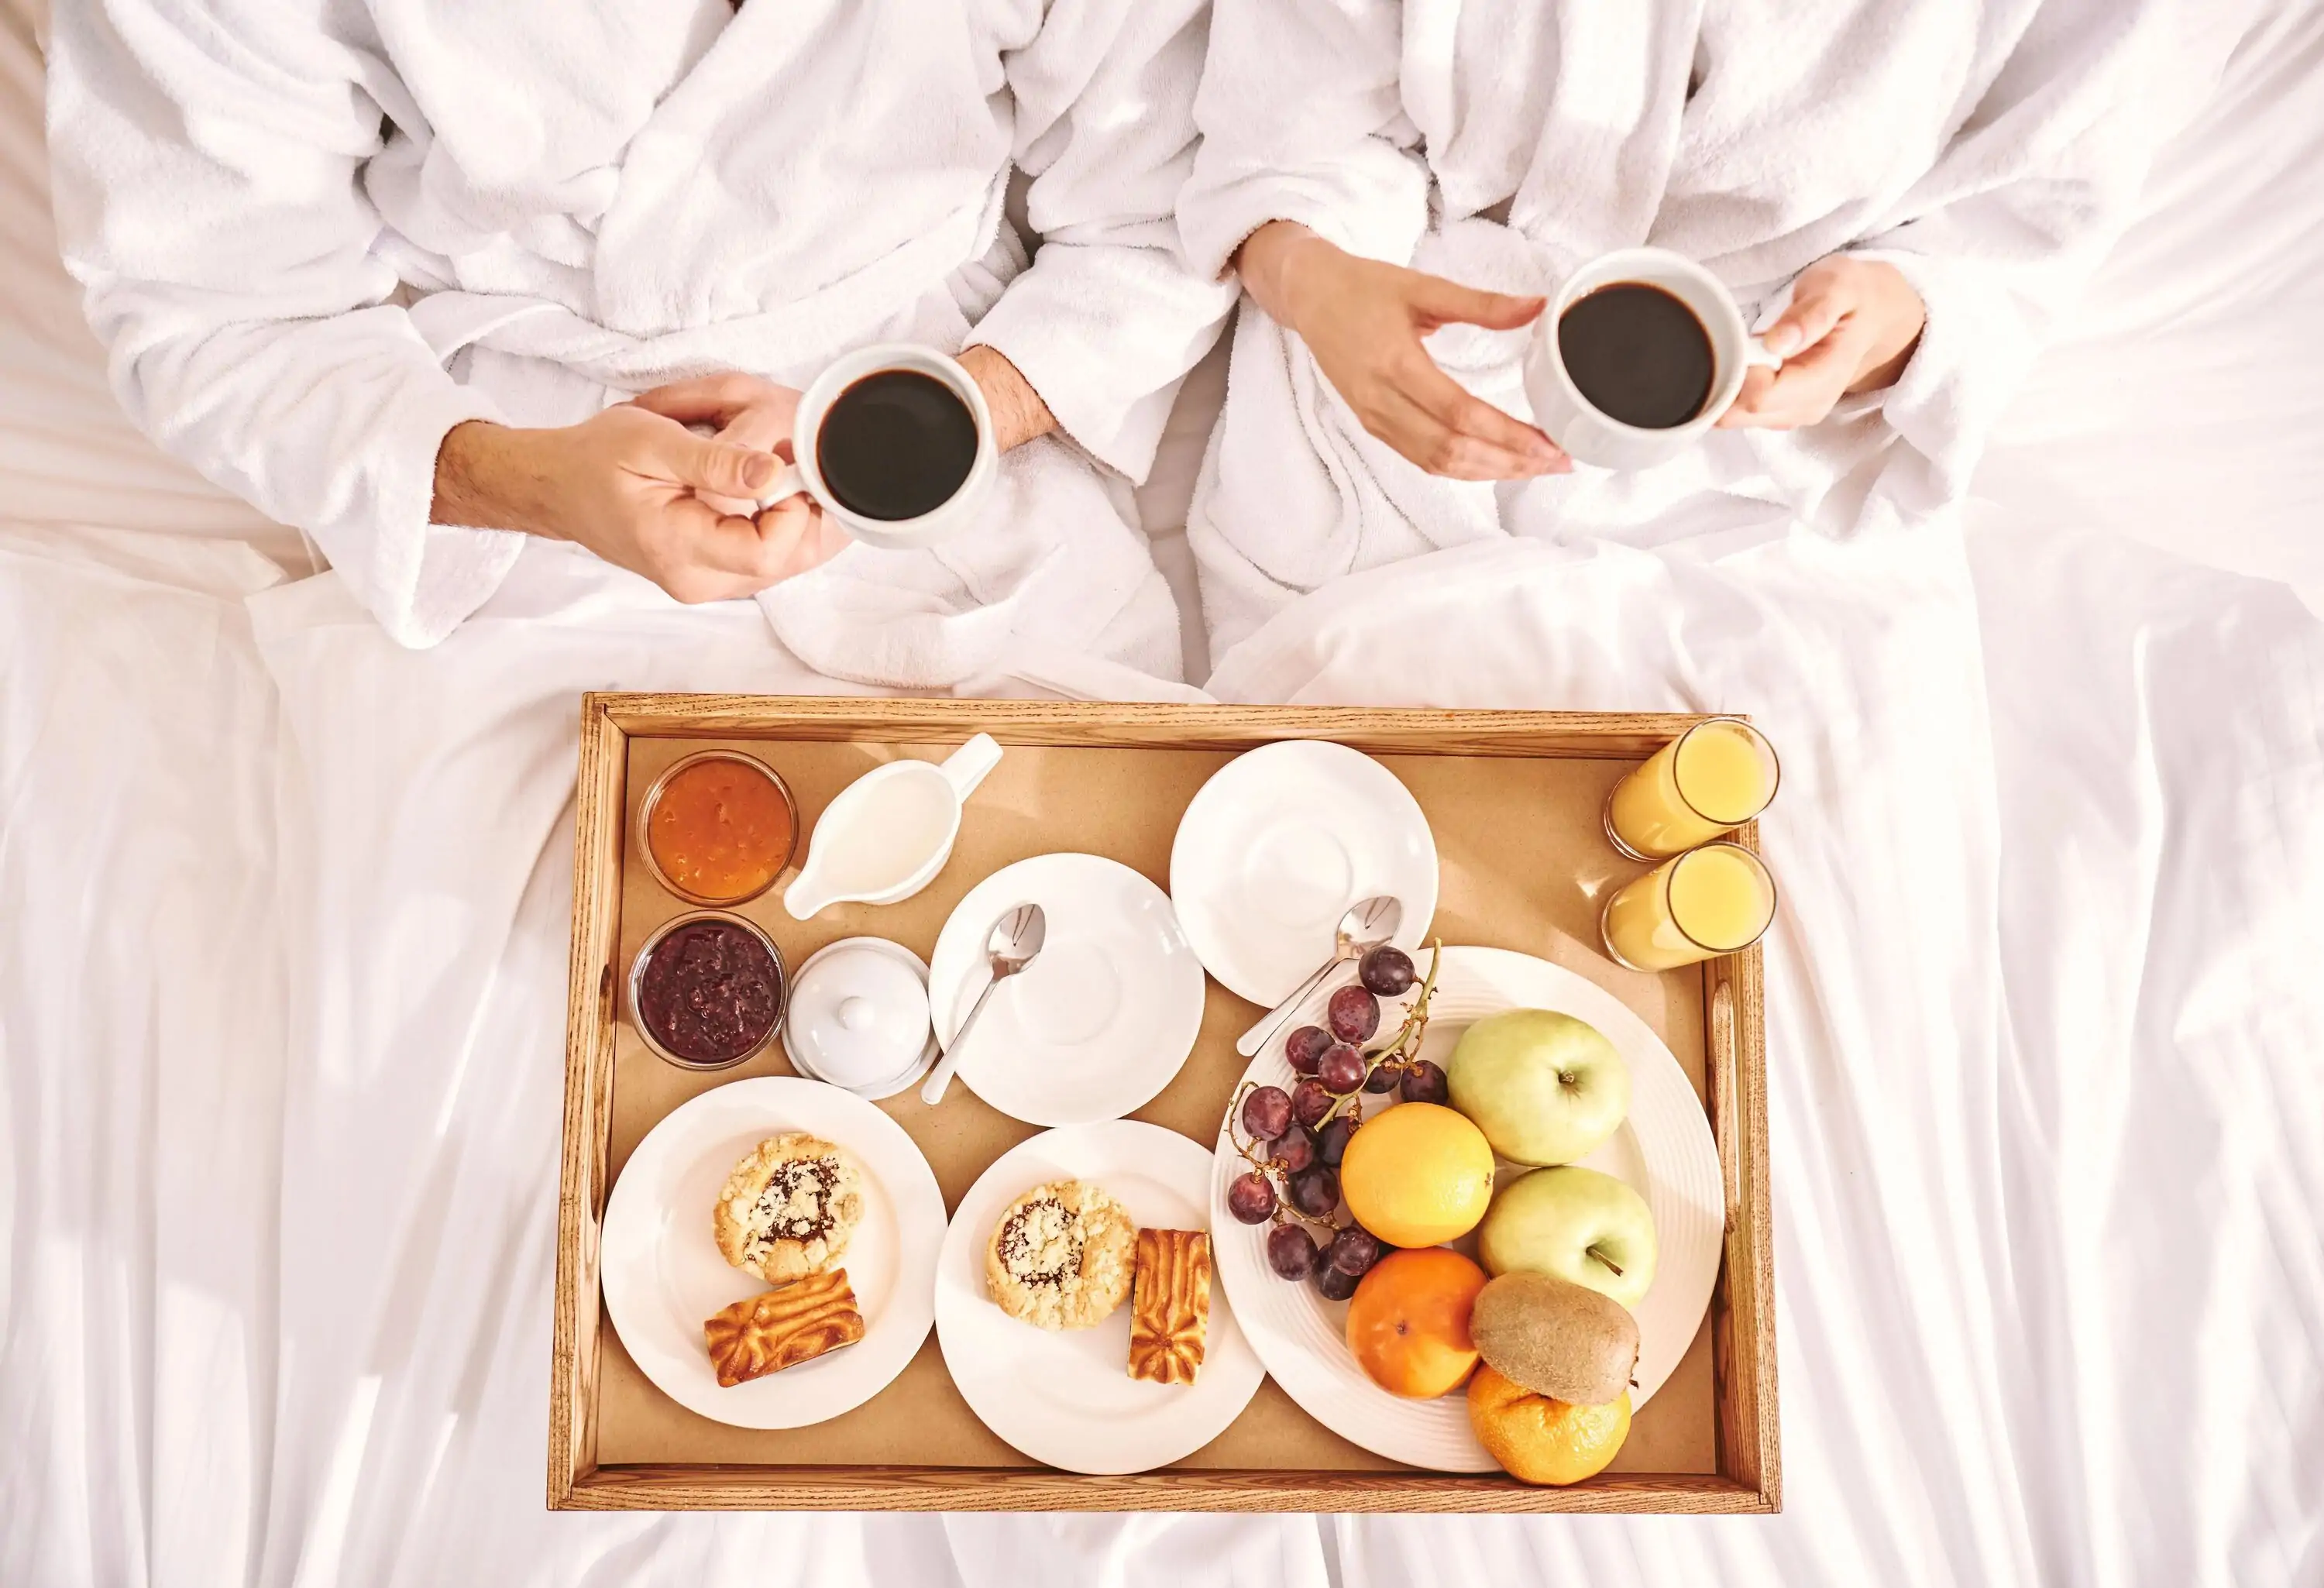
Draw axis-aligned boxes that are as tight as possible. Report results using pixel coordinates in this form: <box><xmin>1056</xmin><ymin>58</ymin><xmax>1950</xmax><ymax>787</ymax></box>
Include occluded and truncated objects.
<box><xmin>1234</xmin><ymin>954</ymin><xmax>1346</xmax><ymax>1059</ymax></box>
<box><xmin>921</xmin><ymin>970</ymin><xmax>1008</xmax><ymax>1105</ymax></box>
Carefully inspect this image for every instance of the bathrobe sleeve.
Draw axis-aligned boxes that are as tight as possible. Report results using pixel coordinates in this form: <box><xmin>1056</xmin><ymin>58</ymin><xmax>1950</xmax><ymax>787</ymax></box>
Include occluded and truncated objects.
<box><xmin>46</xmin><ymin>0</ymin><xmax>517</xmax><ymax>648</ymax></box>
<box><xmin>962</xmin><ymin>0</ymin><xmax>1239</xmax><ymax>484</ymax></box>
<box><xmin>1832</xmin><ymin>0</ymin><xmax>2185</xmax><ymax>494</ymax></box>
<box><xmin>1174</xmin><ymin>0</ymin><xmax>1428</xmax><ymax>281</ymax></box>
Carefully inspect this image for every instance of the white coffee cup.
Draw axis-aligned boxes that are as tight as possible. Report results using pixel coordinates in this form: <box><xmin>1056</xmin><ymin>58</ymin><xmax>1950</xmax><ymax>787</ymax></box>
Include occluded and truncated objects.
<box><xmin>1521</xmin><ymin>247</ymin><xmax>1783</xmax><ymax>471</ymax></box>
<box><xmin>757</xmin><ymin>342</ymin><xmax>997</xmax><ymax>550</ymax></box>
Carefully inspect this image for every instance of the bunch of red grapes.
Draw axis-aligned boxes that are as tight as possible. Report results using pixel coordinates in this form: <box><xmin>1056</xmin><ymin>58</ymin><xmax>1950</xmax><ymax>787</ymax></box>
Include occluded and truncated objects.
<box><xmin>1223</xmin><ymin>943</ymin><xmax>1449</xmax><ymax>1301</ymax></box>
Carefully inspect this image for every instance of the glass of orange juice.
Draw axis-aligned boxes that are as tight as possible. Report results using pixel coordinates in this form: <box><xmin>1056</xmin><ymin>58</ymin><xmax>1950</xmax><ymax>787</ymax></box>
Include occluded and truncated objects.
<box><xmin>1604</xmin><ymin>717</ymin><xmax>1779</xmax><ymax>861</ymax></box>
<box><xmin>1600</xmin><ymin>841</ymin><xmax>1777</xmax><ymax>972</ymax></box>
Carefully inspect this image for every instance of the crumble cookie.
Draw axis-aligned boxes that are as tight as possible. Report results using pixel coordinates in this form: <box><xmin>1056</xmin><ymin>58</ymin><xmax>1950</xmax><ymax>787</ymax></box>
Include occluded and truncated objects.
<box><xmin>713</xmin><ymin>1132</ymin><xmax>865</xmax><ymax>1285</ymax></box>
<box><xmin>985</xmin><ymin>1179</ymin><xmax>1134</xmax><ymax>1331</ymax></box>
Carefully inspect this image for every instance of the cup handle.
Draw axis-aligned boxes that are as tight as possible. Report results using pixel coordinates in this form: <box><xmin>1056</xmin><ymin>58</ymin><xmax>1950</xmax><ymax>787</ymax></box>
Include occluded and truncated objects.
<box><xmin>754</xmin><ymin>461</ymin><xmax>809</xmax><ymax>509</ymax></box>
<box><xmin>1744</xmin><ymin>337</ymin><xmax>1784</xmax><ymax>371</ymax></box>
<box><xmin>938</xmin><ymin>732</ymin><xmax>1002</xmax><ymax>802</ymax></box>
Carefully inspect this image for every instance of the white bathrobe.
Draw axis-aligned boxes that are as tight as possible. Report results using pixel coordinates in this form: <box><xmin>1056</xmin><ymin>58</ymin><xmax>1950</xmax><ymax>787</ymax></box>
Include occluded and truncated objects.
<box><xmin>47</xmin><ymin>0</ymin><xmax>1233</xmax><ymax>689</ymax></box>
<box><xmin>1177</xmin><ymin>0</ymin><xmax>2192</xmax><ymax>662</ymax></box>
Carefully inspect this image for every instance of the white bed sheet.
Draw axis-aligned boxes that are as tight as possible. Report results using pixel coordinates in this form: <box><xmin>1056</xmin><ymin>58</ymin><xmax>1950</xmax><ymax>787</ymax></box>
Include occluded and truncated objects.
<box><xmin>5</xmin><ymin>4</ymin><xmax>2323</xmax><ymax>1586</ymax></box>
<box><xmin>1971</xmin><ymin>0</ymin><xmax>2324</xmax><ymax>619</ymax></box>
<box><xmin>1199</xmin><ymin>513</ymin><xmax>2322</xmax><ymax>1588</ymax></box>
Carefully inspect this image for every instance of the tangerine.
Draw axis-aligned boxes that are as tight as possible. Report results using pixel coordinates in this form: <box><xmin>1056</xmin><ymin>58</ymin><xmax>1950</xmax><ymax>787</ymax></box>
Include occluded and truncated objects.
<box><xmin>1466</xmin><ymin>1366</ymin><xmax>1631</xmax><ymax>1485</ymax></box>
<box><xmin>1344</xmin><ymin>1246</ymin><xmax>1488</xmax><ymax>1397</ymax></box>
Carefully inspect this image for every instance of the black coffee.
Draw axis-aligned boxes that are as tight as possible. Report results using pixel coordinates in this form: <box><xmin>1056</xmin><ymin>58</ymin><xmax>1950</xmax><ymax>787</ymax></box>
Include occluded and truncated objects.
<box><xmin>1556</xmin><ymin>283</ymin><xmax>1715</xmax><ymax>430</ymax></box>
<box><xmin>815</xmin><ymin>370</ymin><xmax>979</xmax><ymax>521</ymax></box>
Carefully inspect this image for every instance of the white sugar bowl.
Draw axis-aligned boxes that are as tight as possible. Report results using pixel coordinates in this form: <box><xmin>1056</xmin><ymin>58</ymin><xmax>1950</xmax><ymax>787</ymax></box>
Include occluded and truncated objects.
<box><xmin>782</xmin><ymin>937</ymin><xmax>938</xmax><ymax>1098</ymax></box>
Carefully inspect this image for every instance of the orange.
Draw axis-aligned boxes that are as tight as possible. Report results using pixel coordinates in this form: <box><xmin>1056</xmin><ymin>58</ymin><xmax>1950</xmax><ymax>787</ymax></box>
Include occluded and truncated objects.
<box><xmin>1344</xmin><ymin>1247</ymin><xmax>1489</xmax><ymax>1398</ymax></box>
<box><xmin>1466</xmin><ymin>1365</ymin><xmax>1631</xmax><ymax>1485</ymax></box>
<box><xmin>1340</xmin><ymin>1102</ymin><xmax>1496</xmax><ymax>1248</ymax></box>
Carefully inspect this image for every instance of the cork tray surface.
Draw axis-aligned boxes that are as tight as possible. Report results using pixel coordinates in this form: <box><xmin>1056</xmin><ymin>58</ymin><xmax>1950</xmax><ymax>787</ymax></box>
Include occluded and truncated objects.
<box><xmin>592</xmin><ymin>734</ymin><xmax>1718</xmax><ymax>1477</ymax></box>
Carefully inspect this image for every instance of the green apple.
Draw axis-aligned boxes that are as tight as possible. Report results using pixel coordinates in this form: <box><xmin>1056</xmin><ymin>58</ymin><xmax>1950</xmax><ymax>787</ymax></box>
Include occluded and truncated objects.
<box><xmin>1446</xmin><ymin>1008</ymin><xmax>1629</xmax><ymax>1165</ymax></box>
<box><xmin>1476</xmin><ymin>1166</ymin><xmax>1658</xmax><ymax>1311</ymax></box>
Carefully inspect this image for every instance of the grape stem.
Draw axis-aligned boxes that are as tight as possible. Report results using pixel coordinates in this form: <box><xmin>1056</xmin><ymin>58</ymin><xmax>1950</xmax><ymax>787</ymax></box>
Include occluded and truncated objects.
<box><xmin>1318</xmin><ymin>939</ymin><xmax>1442</xmax><ymax>1130</ymax></box>
<box><xmin>1222</xmin><ymin>1079</ymin><xmax>1346</xmax><ymax>1236</ymax></box>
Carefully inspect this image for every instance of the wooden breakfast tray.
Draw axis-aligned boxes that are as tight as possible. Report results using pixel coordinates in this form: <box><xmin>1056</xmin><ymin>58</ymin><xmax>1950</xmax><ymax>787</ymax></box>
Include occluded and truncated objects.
<box><xmin>551</xmin><ymin>696</ymin><xmax>1778</xmax><ymax>1513</ymax></box>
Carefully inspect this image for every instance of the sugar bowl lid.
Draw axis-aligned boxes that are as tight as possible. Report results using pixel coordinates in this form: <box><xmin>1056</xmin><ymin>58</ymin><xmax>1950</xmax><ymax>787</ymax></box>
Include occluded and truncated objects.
<box><xmin>782</xmin><ymin>937</ymin><xmax>937</xmax><ymax>1098</ymax></box>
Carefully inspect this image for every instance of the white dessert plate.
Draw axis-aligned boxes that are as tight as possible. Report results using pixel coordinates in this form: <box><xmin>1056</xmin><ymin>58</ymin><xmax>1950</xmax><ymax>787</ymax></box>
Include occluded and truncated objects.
<box><xmin>1169</xmin><ymin>740</ymin><xmax>1439</xmax><ymax>1008</ymax></box>
<box><xmin>1209</xmin><ymin>946</ymin><xmax>1724</xmax><ymax>1472</ymax></box>
<box><xmin>600</xmin><ymin>1077</ymin><xmax>946</xmax><ymax>1430</ymax></box>
<box><xmin>935</xmin><ymin>1120</ymin><xmax>1267</xmax><ymax>1474</ymax></box>
<box><xmin>927</xmin><ymin>853</ymin><xmax>1205</xmax><ymax>1126</ymax></box>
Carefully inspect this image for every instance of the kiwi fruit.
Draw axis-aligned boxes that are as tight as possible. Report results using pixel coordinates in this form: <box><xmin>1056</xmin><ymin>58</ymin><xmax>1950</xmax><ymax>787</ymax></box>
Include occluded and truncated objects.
<box><xmin>1469</xmin><ymin>1270</ymin><xmax>1640</xmax><ymax>1405</ymax></box>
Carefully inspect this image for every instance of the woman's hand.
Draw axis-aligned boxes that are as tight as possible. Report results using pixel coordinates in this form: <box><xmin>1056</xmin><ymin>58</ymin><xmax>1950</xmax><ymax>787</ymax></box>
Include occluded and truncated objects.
<box><xmin>1718</xmin><ymin>256</ymin><xmax>1926</xmax><ymax>430</ymax></box>
<box><xmin>1236</xmin><ymin>221</ymin><xmax>1569</xmax><ymax>480</ymax></box>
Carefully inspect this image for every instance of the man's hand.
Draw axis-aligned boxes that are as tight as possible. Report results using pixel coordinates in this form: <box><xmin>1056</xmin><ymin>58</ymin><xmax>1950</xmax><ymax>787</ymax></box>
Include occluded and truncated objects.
<box><xmin>1719</xmin><ymin>256</ymin><xmax>1927</xmax><ymax>430</ymax></box>
<box><xmin>1236</xmin><ymin>220</ymin><xmax>1569</xmax><ymax>480</ymax></box>
<box><xmin>957</xmin><ymin>345</ymin><xmax>1055</xmax><ymax>453</ymax></box>
<box><xmin>628</xmin><ymin>372</ymin><xmax>819</xmax><ymax>521</ymax></box>
<box><xmin>634</xmin><ymin>356</ymin><xmax>1052</xmax><ymax>503</ymax></box>
<box><xmin>430</xmin><ymin>397</ymin><xmax>845</xmax><ymax>603</ymax></box>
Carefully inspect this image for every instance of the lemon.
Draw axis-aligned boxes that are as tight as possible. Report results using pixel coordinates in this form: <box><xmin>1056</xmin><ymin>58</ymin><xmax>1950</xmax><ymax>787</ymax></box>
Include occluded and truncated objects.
<box><xmin>1340</xmin><ymin>1102</ymin><xmax>1496</xmax><ymax>1248</ymax></box>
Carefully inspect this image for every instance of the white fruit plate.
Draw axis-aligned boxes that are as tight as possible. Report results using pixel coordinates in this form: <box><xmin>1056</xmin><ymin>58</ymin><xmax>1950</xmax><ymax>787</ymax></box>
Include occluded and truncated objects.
<box><xmin>1208</xmin><ymin>945</ymin><xmax>1724</xmax><ymax>1473</ymax></box>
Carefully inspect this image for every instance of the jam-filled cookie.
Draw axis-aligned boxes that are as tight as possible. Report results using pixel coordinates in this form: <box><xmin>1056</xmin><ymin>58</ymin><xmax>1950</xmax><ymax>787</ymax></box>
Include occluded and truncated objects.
<box><xmin>985</xmin><ymin>1178</ymin><xmax>1135</xmax><ymax>1331</ymax></box>
<box><xmin>713</xmin><ymin>1133</ymin><xmax>865</xmax><ymax>1286</ymax></box>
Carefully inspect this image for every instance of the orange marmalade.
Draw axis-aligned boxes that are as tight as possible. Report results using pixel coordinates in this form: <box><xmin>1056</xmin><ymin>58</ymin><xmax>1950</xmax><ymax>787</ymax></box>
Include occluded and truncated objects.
<box><xmin>645</xmin><ymin>755</ymin><xmax>796</xmax><ymax>904</ymax></box>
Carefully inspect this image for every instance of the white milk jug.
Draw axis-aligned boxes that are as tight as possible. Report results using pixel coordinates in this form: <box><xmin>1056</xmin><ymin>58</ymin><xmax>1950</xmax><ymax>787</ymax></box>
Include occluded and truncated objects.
<box><xmin>782</xmin><ymin>734</ymin><xmax>1002</xmax><ymax>919</ymax></box>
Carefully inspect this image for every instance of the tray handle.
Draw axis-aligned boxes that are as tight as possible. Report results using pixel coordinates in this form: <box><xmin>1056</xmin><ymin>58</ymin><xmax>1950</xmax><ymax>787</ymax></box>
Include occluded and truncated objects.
<box><xmin>590</xmin><ymin>961</ymin><xmax>617</xmax><ymax>1212</ymax></box>
<box><xmin>1711</xmin><ymin>973</ymin><xmax>1742</xmax><ymax>1233</ymax></box>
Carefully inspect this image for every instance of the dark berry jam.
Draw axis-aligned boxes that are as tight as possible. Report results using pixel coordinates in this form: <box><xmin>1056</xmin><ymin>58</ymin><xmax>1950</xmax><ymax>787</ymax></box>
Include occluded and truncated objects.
<box><xmin>635</xmin><ymin>917</ymin><xmax>783</xmax><ymax>1064</ymax></box>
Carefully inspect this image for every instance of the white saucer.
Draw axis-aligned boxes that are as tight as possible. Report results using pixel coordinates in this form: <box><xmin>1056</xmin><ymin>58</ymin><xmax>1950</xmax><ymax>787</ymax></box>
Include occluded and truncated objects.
<box><xmin>934</xmin><ymin>1121</ymin><xmax>1267</xmax><ymax>1473</ymax></box>
<box><xmin>1208</xmin><ymin>946</ymin><xmax>1724</xmax><ymax>1472</ymax></box>
<box><xmin>1169</xmin><ymin>740</ymin><xmax>1439</xmax><ymax>1007</ymax></box>
<box><xmin>600</xmin><ymin>1077</ymin><xmax>946</xmax><ymax>1429</ymax></box>
<box><xmin>927</xmin><ymin>853</ymin><xmax>1205</xmax><ymax>1126</ymax></box>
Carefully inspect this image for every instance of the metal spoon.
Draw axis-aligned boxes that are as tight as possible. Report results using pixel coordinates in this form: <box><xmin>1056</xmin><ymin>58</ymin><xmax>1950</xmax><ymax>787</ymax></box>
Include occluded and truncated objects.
<box><xmin>920</xmin><ymin>903</ymin><xmax>1047</xmax><ymax>1105</ymax></box>
<box><xmin>1234</xmin><ymin>895</ymin><xmax>1402</xmax><ymax>1058</ymax></box>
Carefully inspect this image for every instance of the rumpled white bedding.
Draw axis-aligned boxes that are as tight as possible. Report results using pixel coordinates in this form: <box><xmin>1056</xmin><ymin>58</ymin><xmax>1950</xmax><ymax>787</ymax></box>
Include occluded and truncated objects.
<box><xmin>5</xmin><ymin>3</ymin><xmax>2324</xmax><ymax>1586</ymax></box>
